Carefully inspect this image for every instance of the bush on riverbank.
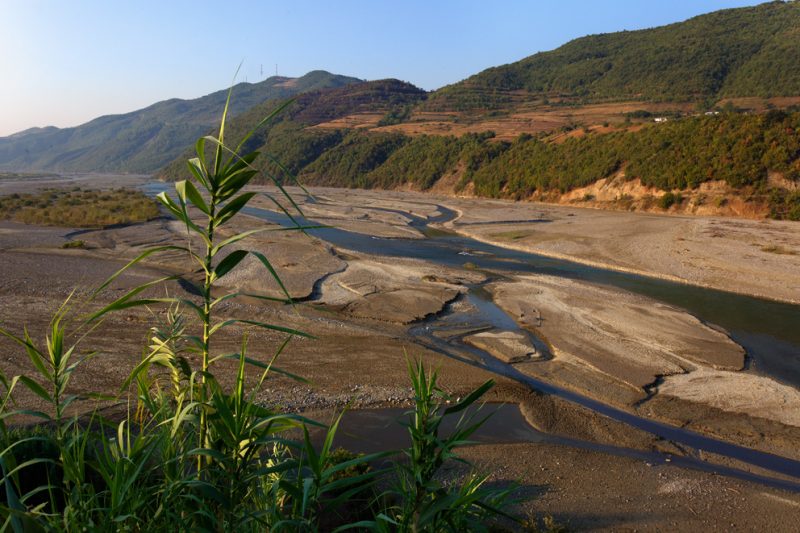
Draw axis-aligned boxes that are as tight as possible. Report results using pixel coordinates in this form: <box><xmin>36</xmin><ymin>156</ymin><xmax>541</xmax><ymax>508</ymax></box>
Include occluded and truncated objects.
<box><xmin>0</xmin><ymin>187</ymin><xmax>160</xmax><ymax>227</ymax></box>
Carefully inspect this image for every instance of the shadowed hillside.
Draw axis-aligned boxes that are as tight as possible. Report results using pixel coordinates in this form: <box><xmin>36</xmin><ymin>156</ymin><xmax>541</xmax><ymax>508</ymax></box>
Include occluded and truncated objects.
<box><xmin>0</xmin><ymin>70</ymin><xmax>360</xmax><ymax>173</ymax></box>
<box><xmin>158</xmin><ymin>79</ymin><xmax>428</xmax><ymax>182</ymax></box>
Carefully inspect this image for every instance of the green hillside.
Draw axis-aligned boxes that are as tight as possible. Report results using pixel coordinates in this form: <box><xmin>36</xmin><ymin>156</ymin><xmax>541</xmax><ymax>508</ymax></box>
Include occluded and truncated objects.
<box><xmin>158</xmin><ymin>79</ymin><xmax>428</xmax><ymax>181</ymax></box>
<box><xmin>426</xmin><ymin>1</ymin><xmax>800</xmax><ymax>110</ymax></box>
<box><xmin>163</xmin><ymin>94</ymin><xmax>800</xmax><ymax>219</ymax></box>
<box><xmin>0</xmin><ymin>71</ymin><xmax>360</xmax><ymax>173</ymax></box>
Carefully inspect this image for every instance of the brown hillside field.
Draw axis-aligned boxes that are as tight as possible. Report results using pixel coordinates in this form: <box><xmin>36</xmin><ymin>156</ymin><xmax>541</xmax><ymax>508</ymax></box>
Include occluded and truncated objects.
<box><xmin>719</xmin><ymin>96</ymin><xmax>800</xmax><ymax>112</ymax></box>
<box><xmin>314</xmin><ymin>99</ymin><xmax>701</xmax><ymax>141</ymax></box>
<box><xmin>307</xmin><ymin>112</ymin><xmax>384</xmax><ymax>130</ymax></box>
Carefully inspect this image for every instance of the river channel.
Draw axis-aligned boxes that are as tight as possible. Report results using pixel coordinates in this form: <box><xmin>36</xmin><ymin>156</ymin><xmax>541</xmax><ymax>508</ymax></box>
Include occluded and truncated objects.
<box><xmin>144</xmin><ymin>183</ymin><xmax>800</xmax><ymax>489</ymax></box>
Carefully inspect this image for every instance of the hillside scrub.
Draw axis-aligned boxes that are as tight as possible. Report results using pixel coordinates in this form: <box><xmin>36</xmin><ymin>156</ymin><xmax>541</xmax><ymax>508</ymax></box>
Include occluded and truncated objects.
<box><xmin>161</xmin><ymin>108</ymin><xmax>800</xmax><ymax>219</ymax></box>
<box><xmin>425</xmin><ymin>1</ymin><xmax>800</xmax><ymax>109</ymax></box>
<box><xmin>466</xmin><ymin>111</ymin><xmax>800</xmax><ymax>197</ymax></box>
<box><xmin>368</xmin><ymin>132</ymin><xmax>497</xmax><ymax>190</ymax></box>
<box><xmin>300</xmin><ymin>131</ymin><xmax>409</xmax><ymax>187</ymax></box>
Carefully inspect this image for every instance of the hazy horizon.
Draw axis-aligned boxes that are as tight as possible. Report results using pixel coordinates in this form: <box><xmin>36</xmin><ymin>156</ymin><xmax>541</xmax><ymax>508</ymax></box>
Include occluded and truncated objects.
<box><xmin>1</xmin><ymin>0</ymin><xmax>761</xmax><ymax>136</ymax></box>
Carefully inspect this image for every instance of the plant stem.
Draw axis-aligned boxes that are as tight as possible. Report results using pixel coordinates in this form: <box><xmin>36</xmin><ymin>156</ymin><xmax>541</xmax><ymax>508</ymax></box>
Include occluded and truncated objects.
<box><xmin>199</xmin><ymin>197</ymin><xmax>216</xmax><ymax>467</ymax></box>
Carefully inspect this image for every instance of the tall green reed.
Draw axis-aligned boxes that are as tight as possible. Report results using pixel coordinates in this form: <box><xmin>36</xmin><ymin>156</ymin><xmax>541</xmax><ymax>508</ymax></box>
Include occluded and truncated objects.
<box><xmin>0</xmin><ymin>82</ymin><xmax>525</xmax><ymax>530</ymax></box>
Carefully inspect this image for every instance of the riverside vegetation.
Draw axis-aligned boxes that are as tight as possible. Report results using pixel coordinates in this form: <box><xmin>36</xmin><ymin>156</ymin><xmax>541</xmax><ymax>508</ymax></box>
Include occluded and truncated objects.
<box><xmin>0</xmin><ymin>188</ymin><xmax>160</xmax><ymax>227</ymax></box>
<box><xmin>0</xmin><ymin>95</ymin><xmax>537</xmax><ymax>531</ymax></box>
<box><xmin>162</xmin><ymin>104</ymin><xmax>800</xmax><ymax>220</ymax></box>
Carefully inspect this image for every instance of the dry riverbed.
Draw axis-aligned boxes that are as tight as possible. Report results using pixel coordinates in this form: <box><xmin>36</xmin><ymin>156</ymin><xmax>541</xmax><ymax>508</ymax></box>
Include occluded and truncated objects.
<box><xmin>0</xmin><ymin>175</ymin><xmax>799</xmax><ymax>529</ymax></box>
<box><xmin>439</xmin><ymin>195</ymin><xmax>800</xmax><ymax>305</ymax></box>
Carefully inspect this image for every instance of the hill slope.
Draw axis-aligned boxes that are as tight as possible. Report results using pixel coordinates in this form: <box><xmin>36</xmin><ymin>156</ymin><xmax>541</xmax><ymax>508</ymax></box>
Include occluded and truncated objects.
<box><xmin>160</xmin><ymin>93</ymin><xmax>800</xmax><ymax>221</ymax></box>
<box><xmin>158</xmin><ymin>79</ymin><xmax>428</xmax><ymax>181</ymax></box>
<box><xmin>0</xmin><ymin>71</ymin><xmax>360</xmax><ymax>173</ymax></box>
<box><xmin>426</xmin><ymin>1</ymin><xmax>800</xmax><ymax>110</ymax></box>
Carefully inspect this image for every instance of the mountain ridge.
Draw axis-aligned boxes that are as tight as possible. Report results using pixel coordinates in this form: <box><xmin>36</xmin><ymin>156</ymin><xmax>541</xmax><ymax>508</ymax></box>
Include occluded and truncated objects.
<box><xmin>425</xmin><ymin>0</ymin><xmax>800</xmax><ymax>111</ymax></box>
<box><xmin>0</xmin><ymin>70</ymin><xmax>361</xmax><ymax>173</ymax></box>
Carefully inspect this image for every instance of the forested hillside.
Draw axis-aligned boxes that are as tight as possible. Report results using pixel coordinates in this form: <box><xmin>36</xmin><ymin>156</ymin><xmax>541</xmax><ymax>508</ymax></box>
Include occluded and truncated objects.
<box><xmin>426</xmin><ymin>1</ymin><xmax>800</xmax><ymax>111</ymax></box>
<box><xmin>160</xmin><ymin>77</ymin><xmax>800</xmax><ymax>219</ymax></box>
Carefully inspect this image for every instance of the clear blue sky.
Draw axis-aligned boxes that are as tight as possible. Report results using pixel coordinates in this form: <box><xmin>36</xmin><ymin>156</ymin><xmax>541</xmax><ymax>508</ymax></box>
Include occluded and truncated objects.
<box><xmin>0</xmin><ymin>0</ymin><xmax>761</xmax><ymax>136</ymax></box>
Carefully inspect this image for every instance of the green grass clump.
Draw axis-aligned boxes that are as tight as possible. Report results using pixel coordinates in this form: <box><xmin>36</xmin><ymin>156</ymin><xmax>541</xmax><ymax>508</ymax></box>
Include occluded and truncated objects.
<box><xmin>60</xmin><ymin>240</ymin><xmax>85</xmax><ymax>249</ymax></box>
<box><xmin>0</xmin><ymin>188</ymin><xmax>160</xmax><ymax>228</ymax></box>
<box><xmin>658</xmin><ymin>191</ymin><xmax>683</xmax><ymax>210</ymax></box>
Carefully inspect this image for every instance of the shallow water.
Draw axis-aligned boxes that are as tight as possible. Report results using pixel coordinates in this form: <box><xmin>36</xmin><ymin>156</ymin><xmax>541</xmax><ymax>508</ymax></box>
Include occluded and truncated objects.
<box><xmin>143</xmin><ymin>184</ymin><xmax>800</xmax><ymax>483</ymax></box>
<box><xmin>237</xmin><ymin>203</ymin><xmax>800</xmax><ymax>388</ymax></box>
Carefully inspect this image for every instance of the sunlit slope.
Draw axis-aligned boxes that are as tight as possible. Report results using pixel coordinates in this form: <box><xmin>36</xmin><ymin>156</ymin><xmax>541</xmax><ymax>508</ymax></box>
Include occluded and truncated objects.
<box><xmin>427</xmin><ymin>1</ymin><xmax>800</xmax><ymax>111</ymax></box>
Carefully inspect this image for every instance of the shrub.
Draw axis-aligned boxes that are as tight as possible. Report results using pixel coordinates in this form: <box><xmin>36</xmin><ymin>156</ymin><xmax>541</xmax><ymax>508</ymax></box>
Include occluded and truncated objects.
<box><xmin>659</xmin><ymin>191</ymin><xmax>677</xmax><ymax>209</ymax></box>
<box><xmin>373</xmin><ymin>360</ymin><xmax>516</xmax><ymax>531</ymax></box>
<box><xmin>0</xmin><ymin>188</ymin><xmax>159</xmax><ymax>228</ymax></box>
<box><xmin>769</xmin><ymin>189</ymin><xmax>800</xmax><ymax>220</ymax></box>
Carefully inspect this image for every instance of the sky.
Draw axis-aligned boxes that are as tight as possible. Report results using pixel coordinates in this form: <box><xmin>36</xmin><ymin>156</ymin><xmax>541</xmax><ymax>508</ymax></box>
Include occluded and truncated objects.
<box><xmin>0</xmin><ymin>0</ymin><xmax>762</xmax><ymax>136</ymax></box>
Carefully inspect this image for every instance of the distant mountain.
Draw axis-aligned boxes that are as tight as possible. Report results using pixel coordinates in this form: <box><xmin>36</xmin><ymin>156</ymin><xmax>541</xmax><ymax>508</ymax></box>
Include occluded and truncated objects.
<box><xmin>7</xmin><ymin>126</ymin><xmax>59</xmax><ymax>139</ymax></box>
<box><xmin>158</xmin><ymin>78</ymin><xmax>428</xmax><ymax>182</ymax></box>
<box><xmin>426</xmin><ymin>1</ymin><xmax>800</xmax><ymax>110</ymax></box>
<box><xmin>0</xmin><ymin>70</ymin><xmax>361</xmax><ymax>173</ymax></box>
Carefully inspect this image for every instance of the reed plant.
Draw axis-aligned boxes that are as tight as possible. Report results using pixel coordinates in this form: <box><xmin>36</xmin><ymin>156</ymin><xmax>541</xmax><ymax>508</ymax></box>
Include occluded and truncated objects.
<box><xmin>0</xmin><ymin>87</ymin><xmax>523</xmax><ymax>531</ymax></box>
